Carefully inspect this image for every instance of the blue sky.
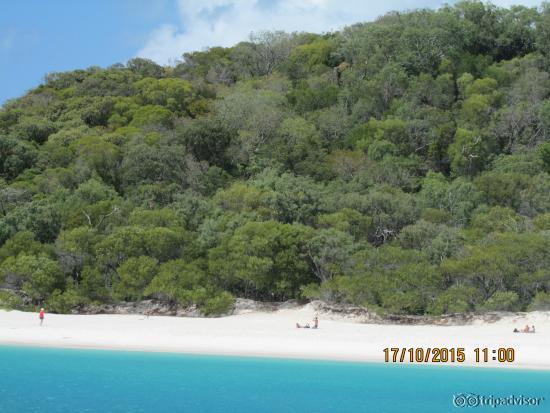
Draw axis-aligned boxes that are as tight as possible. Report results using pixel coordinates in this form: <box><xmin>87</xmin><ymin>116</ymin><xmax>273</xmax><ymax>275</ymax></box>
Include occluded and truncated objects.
<box><xmin>0</xmin><ymin>0</ymin><xmax>543</xmax><ymax>104</ymax></box>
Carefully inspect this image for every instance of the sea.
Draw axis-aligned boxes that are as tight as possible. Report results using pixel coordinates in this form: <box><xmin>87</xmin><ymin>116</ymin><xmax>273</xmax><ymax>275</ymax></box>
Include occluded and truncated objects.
<box><xmin>0</xmin><ymin>345</ymin><xmax>548</xmax><ymax>413</ymax></box>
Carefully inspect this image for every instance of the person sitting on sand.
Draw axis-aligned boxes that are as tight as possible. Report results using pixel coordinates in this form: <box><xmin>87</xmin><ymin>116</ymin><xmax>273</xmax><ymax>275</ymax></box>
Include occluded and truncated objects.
<box><xmin>531</xmin><ymin>325</ymin><xmax>536</xmax><ymax>333</ymax></box>
<box><xmin>296</xmin><ymin>322</ymin><xmax>310</xmax><ymax>329</ymax></box>
<box><xmin>513</xmin><ymin>328</ymin><xmax>519</xmax><ymax>333</ymax></box>
<box><xmin>522</xmin><ymin>324</ymin><xmax>530</xmax><ymax>333</ymax></box>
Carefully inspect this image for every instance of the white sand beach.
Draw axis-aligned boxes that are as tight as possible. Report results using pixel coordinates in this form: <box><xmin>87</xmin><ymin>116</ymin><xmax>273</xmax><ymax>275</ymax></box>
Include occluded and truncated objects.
<box><xmin>1</xmin><ymin>306</ymin><xmax>549</xmax><ymax>369</ymax></box>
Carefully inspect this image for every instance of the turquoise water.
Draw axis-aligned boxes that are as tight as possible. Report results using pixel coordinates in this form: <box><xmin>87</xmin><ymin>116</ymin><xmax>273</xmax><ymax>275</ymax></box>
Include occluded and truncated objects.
<box><xmin>0</xmin><ymin>346</ymin><xmax>548</xmax><ymax>413</ymax></box>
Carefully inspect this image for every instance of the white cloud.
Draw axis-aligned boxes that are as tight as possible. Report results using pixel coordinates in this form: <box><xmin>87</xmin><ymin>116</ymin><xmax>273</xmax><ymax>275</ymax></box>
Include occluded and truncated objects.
<box><xmin>137</xmin><ymin>0</ymin><xmax>544</xmax><ymax>65</ymax></box>
<box><xmin>490</xmin><ymin>0</ymin><xmax>541</xmax><ymax>7</ymax></box>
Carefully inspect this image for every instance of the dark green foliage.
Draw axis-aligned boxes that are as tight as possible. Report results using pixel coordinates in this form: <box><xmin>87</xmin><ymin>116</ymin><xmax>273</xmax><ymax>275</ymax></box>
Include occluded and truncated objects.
<box><xmin>1</xmin><ymin>2</ymin><xmax>550</xmax><ymax>315</ymax></box>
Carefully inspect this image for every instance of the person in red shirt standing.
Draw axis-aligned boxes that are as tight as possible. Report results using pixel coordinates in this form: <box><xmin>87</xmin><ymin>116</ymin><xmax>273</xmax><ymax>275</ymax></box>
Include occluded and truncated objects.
<box><xmin>39</xmin><ymin>308</ymin><xmax>45</xmax><ymax>326</ymax></box>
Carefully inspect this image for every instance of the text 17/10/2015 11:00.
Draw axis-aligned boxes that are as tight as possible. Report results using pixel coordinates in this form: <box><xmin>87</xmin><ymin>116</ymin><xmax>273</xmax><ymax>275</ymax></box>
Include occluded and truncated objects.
<box><xmin>383</xmin><ymin>348</ymin><xmax>515</xmax><ymax>363</ymax></box>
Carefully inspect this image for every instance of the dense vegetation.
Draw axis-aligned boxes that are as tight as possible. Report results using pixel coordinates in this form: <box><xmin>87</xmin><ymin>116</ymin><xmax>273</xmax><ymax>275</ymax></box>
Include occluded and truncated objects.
<box><xmin>1</xmin><ymin>1</ymin><xmax>550</xmax><ymax>315</ymax></box>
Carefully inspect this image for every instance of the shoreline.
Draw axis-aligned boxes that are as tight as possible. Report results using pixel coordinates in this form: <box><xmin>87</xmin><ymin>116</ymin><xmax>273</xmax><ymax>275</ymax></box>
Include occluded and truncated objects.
<box><xmin>1</xmin><ymin>340</ymin><xmax>550</xmax><ymax>372</ymax></box>
<box><xmin>1</xmin><ymin>307</ymin><xmax>549</xmax><ymax>370</ymax></box>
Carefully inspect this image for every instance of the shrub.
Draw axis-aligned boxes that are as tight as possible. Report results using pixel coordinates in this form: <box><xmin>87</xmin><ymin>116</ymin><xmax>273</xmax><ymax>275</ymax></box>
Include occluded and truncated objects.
<box><xmin>200</xmin><ymin>292</ymin><xmax>235</xmax><ymax>316</ymax></box>
<box><xmin>0</xmin><ymin>290</ymin><xmax>23</xmax><ymax>310</ymax></box>
<box><xmin>46</xmin><ymin>289</ymin><xmax>85</xmax><ymax>314</ymax></box>
<box><xmin>478</xmin><ymin>291</ymin><xmax>520</xmax><ymax>312</ymax></box>
<box><xmin>528</xmin><ymin>292</ymin><xmax>550</xmax><ymax>311</ymax></box>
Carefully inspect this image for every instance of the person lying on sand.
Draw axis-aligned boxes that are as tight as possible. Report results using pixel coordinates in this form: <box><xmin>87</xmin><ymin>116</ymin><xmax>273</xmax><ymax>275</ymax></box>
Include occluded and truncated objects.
<box><xmin>296</xmin><ymin>323</ymin><xmax>310</xmax><ymax>328</ymax></box>
<box><xmin>514</xmin><ymin>325</ymin><xmax>536</xmax><ymax>333</ymax></box>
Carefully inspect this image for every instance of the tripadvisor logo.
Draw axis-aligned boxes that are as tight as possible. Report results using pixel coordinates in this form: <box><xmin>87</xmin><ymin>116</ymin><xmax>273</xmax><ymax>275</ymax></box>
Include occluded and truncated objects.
<box><xmin>453</xmin><ymin>393</ymin><xmax>545</xmax><ymax>408</ymax></box>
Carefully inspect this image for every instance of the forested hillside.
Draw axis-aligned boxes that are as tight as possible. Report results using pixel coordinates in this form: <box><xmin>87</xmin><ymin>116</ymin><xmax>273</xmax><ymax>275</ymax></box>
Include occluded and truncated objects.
<box><xmin>1</xmin><ymin>1</ymin><xmax>550</xmax><ymax>315</ymax></box>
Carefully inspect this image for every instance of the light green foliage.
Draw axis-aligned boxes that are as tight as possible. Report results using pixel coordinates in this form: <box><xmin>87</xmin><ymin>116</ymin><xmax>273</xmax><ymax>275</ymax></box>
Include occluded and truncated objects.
<box><xmin>128</xmin><ymin>105</ymin><xmax>173</xmax><ymax>128</ymax></box>
<box><xmin>46</xmin><ymin>288</ymin><xmax>84</xmax><ymax>314</ymax></box>
<box><xmin>121</xmin><ymin>143</ymin><xmax>187</xmax><ymax>189</ymax></box>
<box><xmin>127</xmin><ymin>58</ymin><xmax>164</xmax><ymax>78</ymax></box>
<box><xmin>0</xmin><ymin>231</ymin><xmax>49</xmax><ymax>261</ymax></box>
<box><xmin>215</xmin><ymin>84</ymin><xmax>286</xmax><ymax>162</ymax></box>
<box><xmin>208</xmin><ymin>221</ymin><xmax>313</xmax><ymax>300</ymax></box>
<box><xmin>470</xmin><ymin>206</ymin><xmax>528</xmax><ymax>234</ymax></box>
<box><xmin>347</xmin><ymin>247</ymin><xmax>440</xmax><ymax>314</ymax></box>
<box><xmin>428</xmin><ymin>286</ymin><xmax>481</xmax><ymax>315</ymax></box>
<box><xmin>14</xmin><ymin>117</ymin><xmax>57</xmax><ymax>143</ymax></box>
<box><xmin>448</xmin><ymin>128</ymin><xmax>495</xmax><ymax>176</ymax></box>
<box><xmin>2</xmin><ymin>199</ymin><xmax>62</xmax><ymax>243</ymax></box>
<box><xmin>0</xmin><ymin>255</ymin><xmax>64</xmax><ymax>303</ymax></box>
<box><xmin>306</xmin><ymin>229</ymin><xmax>354</xmax><ymax>282</ymax></box>
<box><xmin>179</xmin><ymin>118</ymin><xmax>236</xmax><ymax>168</ymax></box>
<box><xmin>145</xmin><ymin>259</ymin><xmax>234</xmax><ymax>315</ymax></box>
<box><xmin>114</xmin><ymin>256</ymin><xmax>158</xmax><ymax>301</ymax></box>
<box><xmin>79</xmin><ymin>266</ymin><xmax>109</xmax><ymax>302</ymax></box>
<box><xmin>0</xmin><ymin>137</ymin><xmax>38</xmax><ymax>180</ymax></box>
<box><xmin>0</xmin><ymin>290</ymin><xmax>23</xmax><ymax>309</ymax></box>
<box><xmin>134</xmin><ymin>78</ymin><xmax>195</xmax><ymax>115</ymax></box>
<box><xmin>272</xmin><ymin>117</ymin><xmax>326</xmax><ymax>176</ymax></box>
<box><xmin>398</xmin><ymin>220</ymin><xmax>441</xmax><ymax>250</ymax></box>
<box><xmin>128</xmin><ymin>208</ymin><xmax>181</xmax><ymax>228</ymax></box>
<box><xmin>539</xmin><ymin>142</ymin><xmax>550</xmax><ymax>173</ymax></box>
<box><xmin>285</xmin><ymin>38</ymin><xmax>334</xmax><ymax>79</ymax></box>
<box><xmin>70</xmin><ymin>137</ymin><xmax>121</xmax><ymax>185</ymax></box>
<box><xmin>81</xmin><ymin>97</ymin><xmax>115</xmax><ymax>127</ymax></box>
<box><xmin>474</xmin><ymin>172</ymin><xmax>530</xmax><ymax>210</ymax></box>
<box><xmin>478</xmin><ymin>291</ymin><xmax>520</xmax><ymax>312</ymax></box>
<box><xmin>95</xmin><ymin>226</ymin><xmax>187</xmax><ymax>270</ymax></box>
<box><xmin>442</xmin><ymin>232</ymin><xmax>550</xmax><ymax>303</ymax></box>
<box><xmin>288</xmin><ymin>76</ymin><xmax>339</xmax><ymax>113</ymax></box>
<box><xmin>146</xmin><ymin>259</ymin><xmax>206</xmax><ymax>303</ymax></box>
<box><xmin>528</xmin><ymin>292</ymin><xmax>550</xmax><ymax>311</ymax></box>
<box><xmin>533</xmin><ymin>213</ymin><xmax>550</xmax><ymax>230</ymax></box>
<box><xmin>316</xmin><ymin>208</ymin><xmax>372</xmax><ymax>241</ymax></box>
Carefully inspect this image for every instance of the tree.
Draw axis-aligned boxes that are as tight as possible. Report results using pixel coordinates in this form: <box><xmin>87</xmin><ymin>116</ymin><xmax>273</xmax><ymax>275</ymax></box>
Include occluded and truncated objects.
<box><xmin>0</xmin><ymin>231</ymin><xmax>49</xmax><ymax>261</ymax></box>
<box><xmin>94</xmin><ymin>226</ymin><xmax>187</xmax><ymax>273</ymax></box>
<box><xmin>306</xmin><ymin>229</ymin><xmax>354</xmax><ymax>283</ymax></box>
<box><xmin>0</xmin><ymin>255</ymin><xmax>64</xmax><ymax>303</ymax></box>
<box><xmin>114</xmin><ymin>256</ymin><xmax>158</xmax><ymax>301</ymax></box>
<box><xmin>0</xmin><ymin>137</ymin><xmax>37</xmax><ymax>180</ymax></box>
<box><xmin>121</xmin><ymin>143</ymin><xmax>188</xmax><ymax>189</ymax></box>
<box><xmin>348</xmin><ymin>246</ymin><xmax>440</xmax><ymax>314</ymax></box>
<box><xmin>178</xmin><ymin>118</ymin><xmax>236</xmax><ymax>168</ymax></box>
<box><xmin>3</xmin><ymin>199</ymin><xmax>62</xmax><ymax>243</ymax></box>
<box><xmin>474</xmin><ymin>171</ymin><xmax>529</xmax><ymax>210</ymax></box>
<box><xmin>127</xmin><ymin>58</ymin><xmax>164</xmax><ymax>78</ymax></box>
<box><xmin>128</xmin><ymin>105</ymin><xmax>173</xmax><ymax>129</ymax></box>
<box><xmin>134</xmin><ymin>78</ymin><xmax>195</xmax><ymax>116</ymax></box>
<box><xmin>70</xmin><ymin>137</ymin><xmax>121</xmax><ymax>186</ymax></box>
<box><xmin>215</xmin><ymin>85</ymin><xmax>286</xmax><ymax>163</ymax></box>
<box><xmin>448</xmin><ymin>128</ymin><xmax>495</xmax><ymax>176</ymax></box>
<box><xmin>272</xmin><ymin>117</ymin><xmax>326</xmax><ymax>177</ymax></box>
<box><xmin>284</xmin><ymin>38</ymin><xmax>334</xmax><ymax>80</ymax></box>
<box><xmin>145</xmin><ymin>259</ymin><xmax>206</xmax><ymax>304</ymax></box>
<box><xmin>232</xmin><ymin>31</ymin><xmax>295</xmax><ymax>77</ymax></box>
<box><xmin>536</xmin><ymin>3</ymin><xmax>550</xmax><ymax>67</ymax></box>
<box><xmin>208</xmin><ymin>221</ymin><xmax>313</xmax><ymax>300</ymax></box>
<box><xmin>79</xmin><ymin>266</ymin><xmax>109</xmax><ymax>302</ymax></box>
